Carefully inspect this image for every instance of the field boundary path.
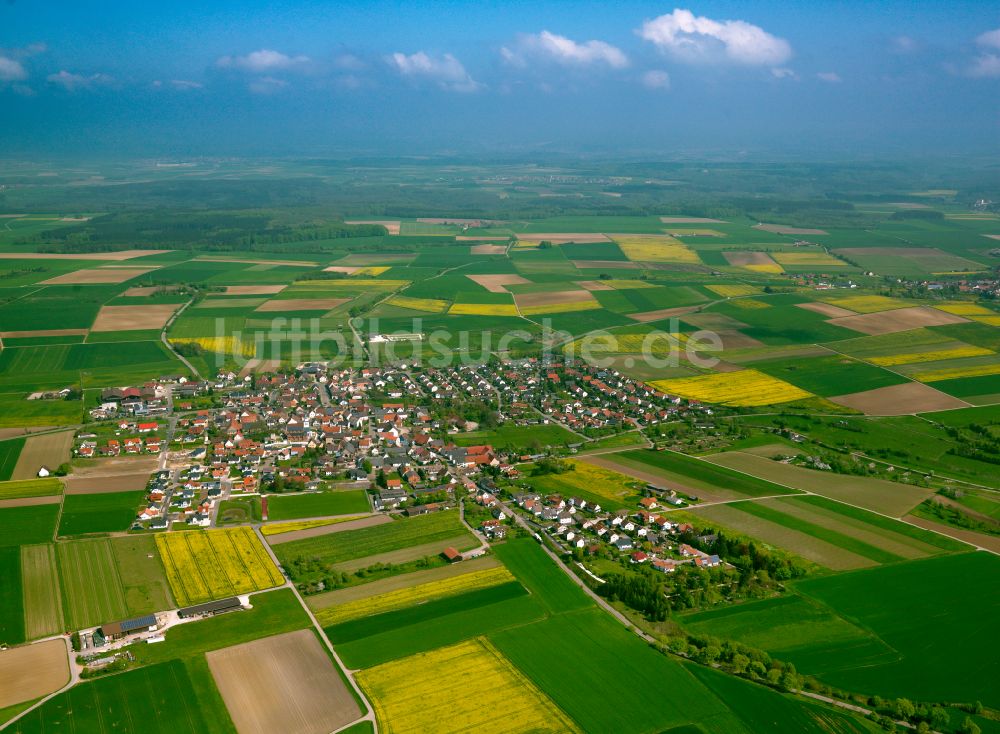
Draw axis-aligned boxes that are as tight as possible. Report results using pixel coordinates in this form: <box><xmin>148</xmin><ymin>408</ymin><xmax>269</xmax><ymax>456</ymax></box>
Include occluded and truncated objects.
<box><xmin>251</xmin><ymin>525</ymin><xmax>379</xmax><ymax>733</ymax></box>
<box><xmin>160</xmin><ymin>297</ymin><xmax>202</xmax><ymax>380</ymax></box>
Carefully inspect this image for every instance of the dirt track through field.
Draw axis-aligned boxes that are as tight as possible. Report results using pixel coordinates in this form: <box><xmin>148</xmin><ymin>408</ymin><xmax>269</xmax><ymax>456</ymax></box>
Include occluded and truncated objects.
<box><xmin>266</xmin><ymin>514</ymin><xmax>392</xmax><ymax>544</ymax></box>
<box><xmin>207</xmin><ymin>629</ymin><xmax>361</xmax><ymax>734</ymax></box>
<box><xmin>904</xmin><ymin>515</ymin><xmax>1000</xmax><ymax>553</ymax></box>
<box><xmin>0</xmin><ymin>639</ymin><xmax>70</xmax><ymax>709</ymax></box>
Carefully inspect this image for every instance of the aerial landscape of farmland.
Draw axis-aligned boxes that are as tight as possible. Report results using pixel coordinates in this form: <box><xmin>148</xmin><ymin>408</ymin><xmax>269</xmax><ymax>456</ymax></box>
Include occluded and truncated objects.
<box><xmin>1</xmin><ymin>2</ymin><xmax>1000</xmax><ymax>733</ymax></box>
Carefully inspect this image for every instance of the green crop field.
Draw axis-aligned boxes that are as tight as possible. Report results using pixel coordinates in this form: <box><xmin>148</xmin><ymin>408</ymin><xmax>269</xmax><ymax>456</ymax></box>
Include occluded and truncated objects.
<box><xmin>491</xmin><ymin>609</ymin><xmax>743</xmax><ymax>733</ymax></box>
<box><xmin>451</xmin><ymin>423</ymin><xmax>578</xmax><ymax>449</ymax></box>
<box><xmin>112</xmin><ymin>535</ymin><xmax>174</xmax><ymax>615</ymax></box>
<box><xmin>681</xmin><ymin>594</ymin><xmax>889</xmax><ymax>660</ymax></box>
<box><xmin>58</xmin><ymin>490</ymin><xmax>144</xmax><ymax>536</ymax></box>
<box><xmin>794</xmin><ymin>553</ymin><xmax>999</xmax><ymax>706</ymax></box>
<box><xmin>0</xmin><ymin>477</ymin><xmax>62</xmax><ymax>500</ymax></box>
<box><xmin>0</xmin><ymin>393</ymin><xmax>83</xmax><ymax>428</ymax></box>
<box><xmin>609</xmin><ymin>449</ymin><xmax>799</xmax><ymax>500</ymax></box>
<box><xmin>273</xmin><ymin>509</ymin><xmax>475</xmax><ymax>570</ymax></box>
<box><xmin>0</xmin><ymin>546</ymin><xmax>25</xmax><ymax>645</ymax></box>
<box><xmin>492</xmin><ymin>538</ymin><xmax>593</xmax><ymax>614</ymax></box>
<box><xmin>0</xmin><ymin>438</ymin><xmax>25</xmax><ymax>481</ymax></box>
<box><xmin>20</xmin><ymin>543</ymin><xmax>64</xmax><ymax>639</ymax></box>
<box><xmin>334</xmin><ymin>592</ymin><xmax>546</xmax><ymax>670</ymax></box>
<box><xmin>0</xmin><ymin>505</ymin><xmax>59</xmax><ymax>546</ymax></box>
<box><xmin>324</xmin><ymin>582</ymin><xmax>526</xmax><ymax>645</ymax></box>
<box><xmin>753</xmin><ymin>354</ymin><xmax>910</xmax><ymax>397</ymax></box>
<box><xmin>265</xmin><ymin>490</ymin><xmax>370</xmax><ymax>520</ymax></box>
<box><xmin>57</xmin><ymin>539</ymin><xmax>129</xmax><ymax>629</ymax></box>
<box><xmin>10</xmin><ymin>659</ymin><xmax>234</xmax><ymax>734</ymax></box>
<box><xmin>687</xmin><ymin>665</ymin><xmax>877</xmax><ymax>734</ymax></box>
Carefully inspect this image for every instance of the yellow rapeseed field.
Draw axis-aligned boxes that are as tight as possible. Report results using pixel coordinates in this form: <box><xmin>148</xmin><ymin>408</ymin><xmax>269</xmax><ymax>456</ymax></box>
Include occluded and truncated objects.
<box><xmin>171</xmin><ymin>336</ymin><xmax>256</xmax><ymax>358</ymax></box>
<box><xmin>706</xmin><ymin>284</ymin><xmax>760</xmax><ymax>298</ymax></box>
<box><xmin>934</xmin><ymin>303</ymin><xmax>994</xmax><ymax>316</ymax></box>
<box><xmin>744</xmin><ymin>263</ymin><xmax>784</xmax><ymax>274</ymax></box>
<box><xmin>651</xmin><ymin>369</ymin><xmax>812</xmax><ymax>407</ymax></box>
<box><xmin>912</xmin><ymin>363</ymin><xmax>1000</xmax><ymax>383</ymax></box>
<box><xmin>821</xmin><ymin>295</ymin><xmax>910</xmax><ymax>313</ymax></box>
<box><xmin>974</xmin><ymin>316</ymin><xmax>1000</xmax><ymax>326</ymax></box>
<box><xmin>350</xmin><ymin>266</ymin><xmax>390</xmax><ymax>276</ymax></box>
<box><xmin>869</xmin><ymin>346</ymin><xmax>994</xmax><ymax>366</ymax></box>
<box><xmin>771</xmin><ymin>251</ymin><xmax>845</xmax><ymax>267</ymax></box>
<box><xmin>357</xmin><ymin>638</ymin><xmax>581</xmax><ymax>734</ymax></box>
<box><xmin>448</xmin><ymin>303</ymin><xmax>519</xmax><ymax>316</ymax></box>
<box><xmin>386</xmin><ymin>295</ymin><xmax>449</xmax><ymax>313</ymax></box>
<box><xmin>520</xmin><ymin>300</ymin><xmax>602</xmax><ymax>316</ymax></box>
<box><xmin>156</xmin><ymin>527</ymin><xmax>283</xmax><ymax>606</ymax></box>
<box><xmin>316</xmin><ymin>566</ymin><xmax>515</xmax><ymax>626</ymax></box>
<box><xmin>612</xmin><ymin>235</ymin><xmax>701</xmax><ymax>264</ymax></box>
<box><xmin>260</xmin><ymin>516</ymin><xmax>368</xmax><ymax>536</ymax></box>
<box><xmin>728</xmin><ymin>299</ymin><xmax>771</xmax><ymax>310</ymax></box>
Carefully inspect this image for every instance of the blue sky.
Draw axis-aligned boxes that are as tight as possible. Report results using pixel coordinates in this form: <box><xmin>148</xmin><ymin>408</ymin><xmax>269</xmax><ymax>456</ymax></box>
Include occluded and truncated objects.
<box><xmin>2</xmin><ymin>1</ymin><xmax>998</xmax><ymax>156</ymax></box>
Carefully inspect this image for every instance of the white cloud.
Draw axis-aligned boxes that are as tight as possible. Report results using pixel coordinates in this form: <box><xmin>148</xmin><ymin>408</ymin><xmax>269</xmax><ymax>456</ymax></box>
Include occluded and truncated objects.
<box><xmin>641</xmin><ymin>69</ymin><xmax>671</xmax><ymax>89</ymax></box>
<box><xmin>771</xmin><ymin>67</ymin><xmax>798</xmax><ymax>80</ymax></box>
<box><xmin>47</xmin><ymin>70</ymin><xmax>114</xmax><ymax>91</ymax></box>
<box><xmin>890</xmin><ymin>35</ymin><xmax>920</xmax><ymax>54</ymax></box>
<box><xmin>248</xmin><ymin>76</ymin><xmax>289</xmax><ymax>94</ymax></box>
<box><xmin>216</xmin><ymin>49</ymin><xmax>309</xmax><ymax>72</ymax></box>
<box><xmin>977</xmin><ymin>28</ymin><xmax>1000</xmax><ymax>50</ymax></box>
<box><xmin>968</xmin><ymin>53</ymin><xmax>1000</xmax><ymax>78</ymax></box>
<box><xmin>388</xmin><ymin>51</ymin><xmax>480</xmax><ymax>92</ymax></box>
<box><xmin>154</xmin><ymin>79</ymin><xmax>203</xmax><ymax>90</ymax></box>
<box><xmin>638</xmin><ymin>8</ymin><xmax>792</xmax><ymax>66</ymax></box>
<box><xmin>0</xmin><ymin>56</ymin><xmax>27</xmax><ymax>82</ymax></box>
<box><xmin>817</xmin><ymin>71</ymin><xmax>842</xmax><ymax>83</ymax></box>
<box><xmin>334</xmin><ymin>54</ymin><xmax>365</xmax><ymax>70</ymax></box>
<box><xmin>502</xmin><ymin>31</ymin><xmax>628</xmax><ymax>69</ymax></box>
